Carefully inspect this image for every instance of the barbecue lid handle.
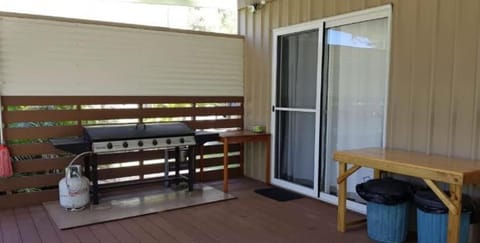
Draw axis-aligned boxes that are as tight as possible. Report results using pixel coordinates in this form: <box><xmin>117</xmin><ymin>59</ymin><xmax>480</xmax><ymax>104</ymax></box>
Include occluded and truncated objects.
<box><xmin>136</xmin><ymin>122</ymin><xmax>146</xmax><ymax>131</ymax></box>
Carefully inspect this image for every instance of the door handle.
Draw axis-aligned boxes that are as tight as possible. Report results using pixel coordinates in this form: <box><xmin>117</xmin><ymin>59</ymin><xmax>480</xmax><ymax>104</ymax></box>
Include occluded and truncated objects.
<box><xmin>272</xmin><ymin>106</ymin><xmax>275</xmax><ymax>112</ymax></box>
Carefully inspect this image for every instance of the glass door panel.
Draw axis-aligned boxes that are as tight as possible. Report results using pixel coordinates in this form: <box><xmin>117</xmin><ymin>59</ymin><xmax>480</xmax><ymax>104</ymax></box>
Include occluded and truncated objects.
<box><xmin>275</xmin><ymin>111</ymin><xmax>316</xmax><ymax>188</ymax></box>
<box><xmin>276</xmin><ymin>30</ymin><xmax>318</xmax><ymax>109</ymax></box>
<box><xmin>272</xmin><ymin>28</ymin><xmax>320</xmax><ymax>195</ymax></box>
<box><xmin>321</xmin><ymin>18</ymin><xmax>389</xmax><ymax>202</ymax></box>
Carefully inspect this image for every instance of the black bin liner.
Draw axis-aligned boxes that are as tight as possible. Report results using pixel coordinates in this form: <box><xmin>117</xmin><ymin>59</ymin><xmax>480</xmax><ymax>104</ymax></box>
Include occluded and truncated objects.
<box><xmin>356</xmin><ymin>178</ymin><xmax>414</xmax><ymax>205</ymax></box>
<box><xmin>414</xmin><ymin>190</ymin><xmax>473</xmax><ymax>214</ymax></box>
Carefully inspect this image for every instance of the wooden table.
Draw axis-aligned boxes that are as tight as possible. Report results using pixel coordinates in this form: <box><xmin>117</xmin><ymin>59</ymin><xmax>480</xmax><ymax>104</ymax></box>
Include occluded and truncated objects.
<box><xmin>334</xmin><ymin>148</ymin><xmax>480</xmax><ymax>243</ymax></box>
<box><xmin>219</xmin><ymin>130</ymin><xmax>271</xmax><ymax>192</ymax></box>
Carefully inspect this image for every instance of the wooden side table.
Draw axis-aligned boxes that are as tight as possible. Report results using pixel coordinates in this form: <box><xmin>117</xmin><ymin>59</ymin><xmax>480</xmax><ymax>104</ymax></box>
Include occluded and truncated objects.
<box><xmin>219</xmin><ymin>130</ymin><xmax>271</xmax><ymax>192</ymax></box>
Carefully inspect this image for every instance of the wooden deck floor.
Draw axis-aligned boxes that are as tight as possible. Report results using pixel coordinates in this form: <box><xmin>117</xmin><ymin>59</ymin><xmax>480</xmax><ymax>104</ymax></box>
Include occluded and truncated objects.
<box><xmin>0</xmin><ymin>178</ymin><xmax>377</xmax><ymax>243</ymax></box>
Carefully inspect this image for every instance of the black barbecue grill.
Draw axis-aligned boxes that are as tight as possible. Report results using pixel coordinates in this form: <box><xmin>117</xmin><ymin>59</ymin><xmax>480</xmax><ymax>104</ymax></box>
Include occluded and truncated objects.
<box><xmin>51</xmin><ymin>122</ymin><xmax>218</xmax><ymax>205</ymax></box>
<box><xmin>85</xmin><ymin>122</ymin><xmax>196</xmax><ymax>153</ymax></box>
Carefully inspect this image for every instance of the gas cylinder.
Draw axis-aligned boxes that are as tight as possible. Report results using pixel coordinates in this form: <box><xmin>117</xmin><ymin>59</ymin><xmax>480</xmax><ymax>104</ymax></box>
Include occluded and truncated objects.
<box><xmin>59</xmin><ymin>165</ymin><xmax>90</xmax><ymax>211</ymax></box>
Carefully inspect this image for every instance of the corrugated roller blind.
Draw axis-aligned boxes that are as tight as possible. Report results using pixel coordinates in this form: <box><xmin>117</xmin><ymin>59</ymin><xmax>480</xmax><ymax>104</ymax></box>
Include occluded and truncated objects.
<box><xmin>0</xmin><ymin>16</ymin><xmax>244</xmax><ymax>96</ymax></box>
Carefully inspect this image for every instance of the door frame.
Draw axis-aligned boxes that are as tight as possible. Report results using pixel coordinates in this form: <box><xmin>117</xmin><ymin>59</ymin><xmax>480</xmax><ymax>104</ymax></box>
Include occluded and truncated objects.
<box><xmin>270</xmin><ymin>4</ymin><xmax>392</xmax><ymax>214</ymax></box>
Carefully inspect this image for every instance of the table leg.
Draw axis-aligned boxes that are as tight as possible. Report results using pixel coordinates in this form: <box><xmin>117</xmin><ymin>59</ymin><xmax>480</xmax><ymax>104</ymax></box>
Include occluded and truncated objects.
<box><xmin>373</xmin><ymin>169</ymin><xmax>381</xmax><ymax>179</ymax></box>
<box><xmin>447</xmin><ymin>184</ymin><xmax>462</xmax><ymax>243</ymax></box>
<box><xmin>239</xmin><ymin>143</ymin><xmax>244</xmax><ymax>176</ymax></box>
<box><xmin>223</xmin><ymin>139</ymin><xmax>229</xmax><ymax>192</ymax></box>
<box><xmin>337</xmin><ymin>161</ymin><xmax>347</xmax><ymax>232</ymax></box>
<box><xmin>265</xmin><ymin>138</ymin><xmax>271</xmax><ymax>185</ymax></box>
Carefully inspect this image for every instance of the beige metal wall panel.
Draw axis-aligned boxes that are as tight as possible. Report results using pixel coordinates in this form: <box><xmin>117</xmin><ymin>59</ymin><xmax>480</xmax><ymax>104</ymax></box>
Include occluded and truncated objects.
<box><xmin>430</xmin><ymin>0</ymin><xmax>456</xmax><ymax>156</ymax></box>
<box><xmin>0</xmin><ymin>16</ymin><xmax>243</xmax><ymax>96</ymax></box>
<box><xmin>409</xmin><ymin>0</ymin><xmax>429</xmax><ymax>153</ymax></box>
<box><xmin>412</xmin><ymin>0</ymin><xmax>436</xmax><ymax>154</ymax></box>
<box><xmin>451</xmin><ymin>1</ymin><xmax>479</xmax><ymax>159</ymax></box>
<box><xmin>388</xmin><ymin>0</ymin><xmax>413</xmax><ymax>150</ymax></box>
<box><xmin>238</xmin><ymin>0</ymin><xmax>480</xmax><ymax>187</ymax></box>
<box><xmin>310</xmin><ymin>1</ymin><xmax>324</xmax><ymax>19</ymax></box>
<box><xmin>323</xmin><ymin>0</ymin><xmax>336</xmax><ymax>17</ymax></box>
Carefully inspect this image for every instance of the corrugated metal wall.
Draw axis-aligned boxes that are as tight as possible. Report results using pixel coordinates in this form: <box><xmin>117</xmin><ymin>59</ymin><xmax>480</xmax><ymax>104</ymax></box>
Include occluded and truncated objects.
<box><xmin>239</xmin><ymin>0</ymin><xmax>480</xmax><ymax>184</ymax></box>
<box><xmin>0</xmin><ymin>14</ymin><xmax>244</xmax><ymax>96</ymax></box>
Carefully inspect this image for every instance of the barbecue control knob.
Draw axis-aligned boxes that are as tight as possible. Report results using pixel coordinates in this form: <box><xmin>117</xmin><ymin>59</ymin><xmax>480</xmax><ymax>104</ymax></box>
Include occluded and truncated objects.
<box><xmin>122</xmin><ymin>142</ymin><xmax>128</xmax><ymax>148</ymax></box>
<box><xmin>138</xmin><ymin>141</ymin><xmax>144</xmax><ymax>147</ymax></box>
<box><xmin>180</xmin><ymin>138</ymin><xmax>185</xmax><ymax>144</ymax></box>
<box><xmin>152</xmin><ymin>139</ymin><xmax>158</xmax><ymax>146</ymax></box>
<box><xmin>107</xmin><ymin>143</ymin><xmax>113</xmax><ymax>149</ymax></box>
<box><xmin>166</xmin><ymin>139</ymin><xmax>172</xmax><ymax>145</ymax></box>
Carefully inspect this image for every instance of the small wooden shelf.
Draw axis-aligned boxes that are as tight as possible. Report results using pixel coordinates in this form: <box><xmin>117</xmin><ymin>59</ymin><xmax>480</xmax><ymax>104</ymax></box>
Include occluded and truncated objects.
<box><xmin>219</xmin><ymin>130</ymin><xmax>271</xmax><ymax>192</ymax></box>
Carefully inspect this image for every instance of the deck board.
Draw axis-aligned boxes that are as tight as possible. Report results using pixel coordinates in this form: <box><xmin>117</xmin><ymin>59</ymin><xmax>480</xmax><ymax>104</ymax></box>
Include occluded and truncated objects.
<box><xmin>0</xmin><ymin>209</ymin><xmax>21</xmax><ymax>243</ymax></box>
<box><xmin>13</xmin><ymin>207</ymin><xmax>42</xmax><ymax>243</ymax></box>
<box><xmin>28</xmin><ymin>206</ymin><xmax>61</xmax><ymax>243</ymax></box>
<box><xmin>211</xmin><ymin>194</ymin><xmax>294</xmax><ymax>242</ymax></box>
<box><xmin>145</xmin><ymin>214</ymin><xmax>195</xmax><ymax>243</ymax></box>
<box><xmin>196</xmin><ymin>201</ymin><xmax>278</xmax><ymax>242</ymax></box>
<box><xmin>73</xmin><ymin>227</ymin><xmax>100</xmax><ymax>243</ymax></box>
<box><xmin>51</xmin><ymin>220</ymin><xmax>80</xmax><ymax>243</ymax></box>
<box><xmin>117</xmin><ymin>218</ymin><xmax>158</xmax><ymax>243</ymax></box>
<box><xmin>183</xmin><ymin>206</ymin><xmax>245</xmax><ymax>242</ymax></box>
<box><xmin>157</xmin><ymin>210</ymin><xmax>214</xmax><ymax>243</ymax></box>
<box><xmin>226</xmin><ymin>196</ymin><xmax>310</xmax><ymax>242</ymax></box>
<box><xmin>104</xmin><ymin>221</ymin><xmax>139</xmax><ymax>243</ymax></box>
<box><xmin>53</xmin><ymin>225</ymin><xmax>81</xmax><ymax>243</ymax></box>
<box><xmin>132</xmin><ymin>216</ymin><xmax>179</xmax><ymax>243</ymax></box>
<box><xmin>0</xmin><ymin>177</ymin><xmax>388</xmax><ymax>243</ymax></box>
<box><xmin>88</xmin><ymin>224</ymin><xmax>119</xmax><ymax>243</ymax></box>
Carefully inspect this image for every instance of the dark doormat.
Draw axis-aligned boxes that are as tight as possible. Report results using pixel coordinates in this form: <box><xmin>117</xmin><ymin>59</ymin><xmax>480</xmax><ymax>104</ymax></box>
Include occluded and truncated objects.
<box><xmin>254</xmin><ymin>187</ymin><xmax>304</xmax><ymax>202</ymax></box>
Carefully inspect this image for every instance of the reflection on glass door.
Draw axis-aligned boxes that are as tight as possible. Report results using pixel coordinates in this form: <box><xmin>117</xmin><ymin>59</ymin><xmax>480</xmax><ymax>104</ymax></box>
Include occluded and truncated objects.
<box><xmin>321</xmin><ymin>18</ymin><xmax>389</xmax><ymax>204</ymax></box>
<box><xmin>272</xmin><ymin>29</ymin><xmax>320</xmax><ymax>196</ymax></box>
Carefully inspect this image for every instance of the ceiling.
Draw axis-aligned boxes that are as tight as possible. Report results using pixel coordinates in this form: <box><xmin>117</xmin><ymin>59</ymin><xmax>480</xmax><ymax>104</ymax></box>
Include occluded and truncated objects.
<box><xmin>131</xmin><ymin>0</ymin><xmax>236</xmax><ymax>9</ymax></box>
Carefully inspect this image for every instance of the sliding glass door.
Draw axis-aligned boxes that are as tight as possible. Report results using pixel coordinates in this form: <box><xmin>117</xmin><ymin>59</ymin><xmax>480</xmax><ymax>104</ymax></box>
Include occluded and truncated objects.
<box><xmin>271</xmin><ymin>6</ymin><xmax>391</xmax><ymax>210</ymax></box>
<box><xmin>321</xmin><ymin>17</ymin><xmax>390</xmax><ymax>207</ymax></box>
<box><xmin>271</xmin><ymin>25</ymin><xmax>322</xmax><ymax>196</ymax></box>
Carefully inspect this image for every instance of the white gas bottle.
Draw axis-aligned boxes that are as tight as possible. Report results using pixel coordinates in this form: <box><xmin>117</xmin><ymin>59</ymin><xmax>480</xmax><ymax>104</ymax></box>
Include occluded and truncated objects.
<box><xmin>59</xmin><ymin>165</ymin><xmax>90</xmax><ymax>210</ymax></box>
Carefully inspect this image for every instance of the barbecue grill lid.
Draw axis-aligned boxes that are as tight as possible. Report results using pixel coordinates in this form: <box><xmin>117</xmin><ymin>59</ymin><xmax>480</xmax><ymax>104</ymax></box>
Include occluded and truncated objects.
<box><xmin>84</xmin><ymin>122</ymin><xmax>194</xmax><ymax>142</ymax></box>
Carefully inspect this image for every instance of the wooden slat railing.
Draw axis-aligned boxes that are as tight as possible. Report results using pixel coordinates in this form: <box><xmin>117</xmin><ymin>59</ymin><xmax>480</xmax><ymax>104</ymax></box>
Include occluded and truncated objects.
<box><xmin>0</xmin><ymin>96</ymin><xmax>243</xmax><ymax>208</ymax></box>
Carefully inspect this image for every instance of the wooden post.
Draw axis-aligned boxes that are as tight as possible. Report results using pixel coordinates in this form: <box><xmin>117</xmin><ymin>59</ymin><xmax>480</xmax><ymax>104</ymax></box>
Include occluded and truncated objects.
<box><xmin>239</xmin><ymin>143</ymin><xmax>244</xmax><ymax>176</ymax></box>
<box><xmin>337</xmin><ymin>161</ymin><xmax>347</xmax><ymax>232</ymax></box>
<box><xmin>265</xmin><ymin>137</ymin><xmax>271</xmax><ymax>185</ymax></box>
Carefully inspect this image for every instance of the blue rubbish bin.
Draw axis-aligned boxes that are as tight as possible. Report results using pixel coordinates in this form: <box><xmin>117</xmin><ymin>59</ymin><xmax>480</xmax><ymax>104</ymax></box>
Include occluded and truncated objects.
<box><xmin>356</xmin><ymin>178</ymin><xmax>414</xmax><ymax>243</ymax></box>
<box><xmin>414</xmin><ymin>190</ymin><xmax>472</xmax><ymax>243</ymax></box>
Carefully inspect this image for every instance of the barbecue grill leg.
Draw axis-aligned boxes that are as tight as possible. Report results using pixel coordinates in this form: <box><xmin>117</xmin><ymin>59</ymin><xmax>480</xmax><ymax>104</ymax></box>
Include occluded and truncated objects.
<box><xmin>188</xmin><ymin>147</ymin><xmax>196</xmax><ymax>191</ymax></box>
<box><xmin>84</xmin><ymin>155</ymin><xmax>90</xmax><ymax>180</ymax></box>
<box><xmin>91</xmin><ymin>153</ymin><xmax>99</xmax><ymax>205</ymax></box>
<box><xmin>164</xmin><ymin>149</ymin><xmax>169</xmax><ymax>188</ymax></box>
<box><xmin>175</xmin><ymin>147</ymin><xmax>180</xmax><ymax>185</ymax></box>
